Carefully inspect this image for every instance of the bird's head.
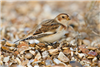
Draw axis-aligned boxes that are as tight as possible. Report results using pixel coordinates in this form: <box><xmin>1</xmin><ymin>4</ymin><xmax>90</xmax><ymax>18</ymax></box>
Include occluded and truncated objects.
<box><xmin>55</xmin><ymin>13</ymin><xmax>71</xmax><ymax>25</ymax></box>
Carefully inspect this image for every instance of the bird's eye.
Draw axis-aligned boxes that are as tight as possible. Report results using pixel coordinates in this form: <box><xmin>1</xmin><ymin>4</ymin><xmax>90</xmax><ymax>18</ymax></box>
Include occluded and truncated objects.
<box><xmin>62</xmin><ymin>16</ymin><xmax>65</xmax><ymax>18</ymax></box>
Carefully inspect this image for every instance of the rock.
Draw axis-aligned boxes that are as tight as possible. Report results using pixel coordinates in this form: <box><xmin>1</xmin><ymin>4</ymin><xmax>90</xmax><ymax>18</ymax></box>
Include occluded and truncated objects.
<box><xmin>53</xmin><ymin>58</ymin><xmax>67</xmax><ymax>66</ymax></box>
<box><xmin>37</xmin><ymin>43</ymin><xmax>45</xmax><ymax>47</ymax></box>
<box><xmin>29</xmin><ymin>40</ymin><xmax>39</xmax><ymax>44</ymax></box>
<box><xmin>45</xmin><ymin>58</ymin><xmax>54</xmax><ymax>66</ymax></box>
<box><xmin>6</xmin><ymin>41</ymin><xmax>15</xmax><ymax>47</ymax></box>
<box><xmin>35</xmin><ymin>52</ymin><xmax>41</xmax><ymax>61</ymax></box>
<box><xmin>10</xmin><ymin>63</ymin><xmax>18</xmax><ymax>67</ymax></box>
<box><xmin>88</xmin><ymin>50</ymin><xmax>97</xmax><ymax>56</ymax></box>
<box><xmin>78</xmin><ymin>53</ymin><xmax>86</xmax><ymax>59</ymax></box>
<box><xmin>42</xmin><ymin>51</ymin><xmax>49</xmax><ymax>59</ymax></box>
<box><xmin>58</xmin><ymin>52</ymin><xmax>69</xmax><ymax>62</ymax></box>
<box><xmin>29</xmin><ymin>50</ymin><xmax>36</xmax><ymax>55</ymax></box>
<box><xmin>17</xmin><ymin>41</ymin><xmax>29</xmax><ymax>48</ymax></box>
<box><xmin>98</xmin><ymin>61</ymin><xmax>100</xmax><ymax>67</ymax></box>
<box><xmin>29</xmin><ymin>43</ymin><xmax>36</xmax><ymax>47</ymax></box>
<box><xmin>70</xmin><ymin>39</ymin><xmax>77</xmax><ymax>46</ymax></box>
<box><xmin>63</xmin><ymin>49</ymin><xmax>71</xmax><ymax>55</ymax></box>
<box><xmin>87</xmin><ymin>46</ymin><xmax>97</xmax><ymax>50</ymax></box>
<box><xmin>83</xmin><ymin>40</ymin><xmax>90</xmax><ymax>46</ymax></box>
<box><xmin>25</xmin><ymin>53</ymin><xmax>33</xmax><ymax>59</ymax></box>
<box><xmin>69</xmin><ymin>61</ymin><xmax>83</xmax><ymax>67</ymax></box>
<box><xmin>92</xmin><ymin>57</ymin><xmax>97</xmax><ymax>63</ymax></box>
<box><xmin>0</xmin><ymin>40</ymin><xmax>6</xmax><ymax>45</ymax></box>
<box><xmin>48</xmin><ymin>49</ymin><xmax>59</xmax><ymax>55</ymax></box>
<box><xmin>3</xmin><ymin>56</ymin><xmax>10</xmax><ymax>63</ymax></box>
<box><xmin>52</xmin><ymin>64</ymin><xmax>65</xmax><ymax>67</ymax></box>
<box><xmin>53</xmin><ymin>58</ymin><xmax>62</xmax><ymax>64</ymax></box>
<box><xmin>48</xmin><ymin>46</ymin><xmax>53</xmax><ymax>50</ymax></box>
<box><xmin>16</xmin><ymin>57</ymin><xmax>21</xmax><ymax>65</ymax></box>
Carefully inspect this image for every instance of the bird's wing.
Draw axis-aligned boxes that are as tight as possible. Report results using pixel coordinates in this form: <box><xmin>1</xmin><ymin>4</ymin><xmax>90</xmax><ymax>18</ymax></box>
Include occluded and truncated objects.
<box><xmin>20</xmin><ymin>19</ymin><xmax>62</xmax><ymax>41</ymax></box>
<box><xmin>33</xmin><ymin>19</ymin><xmax>61</xmax><ymax>35</ymax></box>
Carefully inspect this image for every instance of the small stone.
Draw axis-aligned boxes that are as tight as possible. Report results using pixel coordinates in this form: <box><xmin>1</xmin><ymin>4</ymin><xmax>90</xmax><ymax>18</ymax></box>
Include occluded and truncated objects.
<box><xmin>0</xmin><ymin>40</ymin><xmax>6</xmax><ymax>45</ymax></box>
<box><xmin>83</xmin><ymin>39</ymin><xmax>91</xmax><ymax>46</ymax></box>
<box><xmin>6</xmin><ymin>41</ymin><xmax>15</xmax><ymax>47</ymax></box>
<box><xmin>87</xmin><ymin>46</ymin><xmax>97</xmax><ymax>50</ymax></box>
<box><xmin>53</xmin><ymin>58</ymin><xmax>62</xmax><ymax>64</ymax></box>
<box><xmin>70</xmin><ymin>39</ymin><xmax>77</xmax><ymax>46</ymax></box>
<box><xmin>34</xmin><ymin>64</ymin><xmax>39</xmax><ymax>67</ymax></box>
<box><xmin>29</xmin><ymin>50</ymin><xmax>36</xmax><ymax>55</ymax></box>
<box><xmin>48</xmin><ymin>45</ymin><xmax>53</xmax><ymax>50</ymax></box>
<box><xmin>35</xmin><ymin>52</ymin><xmax>41</xmax><ymax>61</ymax></box>
<box><xmin>30</xmin><ymin>43</ymin><xmax>36</xmax><ymax>47</ymax></box>
<box><xmin>29</xmin><ymin>40</ymin><xmax>39</xmax><ymax>44</ymax></box>
<box><xmin>48</xmin><ymin>49</ymin><xmax>59</xmax><ymax>55</ymax></box>
<box><xmin>58</xmin><ymin>52</ymin><xmax>69</xmax><ymax>62</ymax></box>
<box><xmin>45</xmin><ymin>58</ymin><xmax>54</xmax><ymax>66</ymax></box>
<box><xmin>42</xmin><ymin>51</ymin><xmax>49</xmax><ymax>59</ymax></box>
<box><xmin>88</xmin><ymin>50</ymin><xmax>97</xmax><ymax>56</ymax></box>
<box><xmin>17</xmin><ymin>41</ymin><xmax>29</xmax><ymax>48</ymax></box>
<box><xmin>66</xmin><ymin>37</ymin><xmax>73</xmax><ymax>42</ymax></box>
<box><xmin>52</xmin><ymin>64</ymin><xmax>65</xmax><ymax>67</ymax></box>
<box><xmin>82</xmin><ymin>48</ymin><xmax>89</xmax><ymax>54</ymax></box>
<box><xmin>62</xmin><ymin>47</ymin><xmax>69</xmax><ymax>49</ymax></box>
<box><xmin>63</xmin><ymin>49</ymin><xmax>71</xmax><ymax>55</ymax></box>
<box><xmin>10</xmin><ymin>63</ymin><xmax>18</xmax><ymax>67</ymax></box>
<box><xmin>98</xmin><ymin>61</ymin><xmax>100</xmax><ymax>67</ymax></box>
<box><xmin>98</xmin><ymin>44</ymin><xmax>100</xmax><ymax>48</ymax></box>
<box><xmin>16</xmin><ymin>57</ymin><xmax>21</xmax><ymax>65</ymax></box>
<box><xmin>3</xmin><ymin>56</ymin><xmax>10</xmax><ymax>63</ymax></box>
<box><xmin>21</xmin><ymin>59</ymin><xmax>29</xmax><ymax>66</ymax></box>
<box><xmin>79</xmin><ymin>45</ymin><xmax>86</xmax><ymax>50</ymax></box>
<box><xmin>78</xmin><ymin>53</ymin><xmax>86</xmax><ymax>58</ymax></box>
<box><xmin>37</xmin><ymin>43</ymin><xmax>45</xmax><ymax>47</ymax></box>
<box><xmin>25</xmin><ymin>53</ymin><xmax>33</xmax><ymax>59</ymax></box>
<box><xmin>53</xmin><ymin>58</ymin><xmax>67</xmax><ymax>66</ymax></box>
<box><xmin>70</xmin><ymin>61</ymin><xmax>83</xmax><ymax>67</ymax></box>
<box><xmin>0</xmin><ymin>59</ymin><xmax>3</xmax><ymax>65</ymax></box>
<box><xmin>87</xmin><ymin>56</ymin><xmax>94</xmax><ymax>59</ymax></box>
<box><xmin>92</xmin><ymin>57</ymin><xmax>97</xmax><ymax>63</ymax></box>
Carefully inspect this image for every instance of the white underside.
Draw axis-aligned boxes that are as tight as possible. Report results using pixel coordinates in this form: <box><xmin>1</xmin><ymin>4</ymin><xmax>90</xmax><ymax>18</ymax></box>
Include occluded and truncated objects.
<box><xmin>38</xmin><ymin>29</ymin><xmax>66</xmax><ymax>42</ymax></box>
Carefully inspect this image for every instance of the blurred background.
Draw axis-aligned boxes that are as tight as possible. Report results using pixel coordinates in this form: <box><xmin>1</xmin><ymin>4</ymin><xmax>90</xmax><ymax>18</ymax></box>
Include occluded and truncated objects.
<box><xmin>0</xmin><ymin>1</ymin><xmax>100</xmax><ymax>45</ymax></box>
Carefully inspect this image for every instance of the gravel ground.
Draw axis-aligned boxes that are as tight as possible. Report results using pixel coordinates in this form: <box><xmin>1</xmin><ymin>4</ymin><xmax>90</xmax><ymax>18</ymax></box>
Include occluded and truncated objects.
<box><xmin>0</xmin><ymin>1</ymin><xmax>100</xmax><ymax>67</ymax></box>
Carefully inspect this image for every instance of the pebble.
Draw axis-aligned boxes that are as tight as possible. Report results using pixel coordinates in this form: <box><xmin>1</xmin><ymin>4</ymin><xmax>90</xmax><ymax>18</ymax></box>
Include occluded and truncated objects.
<box><xmin>37</xmin><ymin>43</ymin><xmax>45</xmax><ymax>47</ymax></box>
<box><xmin>92</xmin><ymin>57</ymin><xmax>97</xmax><ymax>63</ymax></box>
<box><xmin>53</xmin><ymin>58</ymin><xmax>67</xmax><ymax>66</ymax></box>
<box><xmin>63</xmin><ymin>49</ymin><xmax>71</xmax><ymax>55</ymax></box>
<box><xmin>69</xmin><ymin>61</ymin><xmax>83</xmax><ymax>67</ymax></box>
<box><xmin>58</xmin><ymin>52</ymin><xmax>69</xmax><ymax>62</ymax></box>
<box><xmin>3</xmin><ymin>56</ymin><xmax>10</xmax><ymax>63</ymax></box>
<box><xmin>83</xmin><ymin>40</ymin><xmax>90</xmax><ymax>46</ymax></box>
<box><xmin>88</xmin><ymin>50</ymin><xmax>97</xmax><ymax>56</ymax></box>
<box><xmin>6</xmin><ymin>41</ymin><xmax>15</xmax><ymax>47</ymax></box>
<box><xmin>42</xmin><ymin>51</ymin><xmax>49</xmax><ymax>59</ymax></box>
<box><xmin>48</xmin><ymin>49</ymin><xmax>59</xmax><ymax>55</ymax></box>
<box><xmin>45</xmin><ymin>59</ymin><xmax>54</xmax><ymax>66</ymax></box>
<box><xmin>0</xmin><ymin>40</ymin><xmax>6</xmax><ymax>45</ymax></box>
<box><xmin>29</xmin><ymin>50</ymin><xmax>36</xmax><ymax>55</ymax></box>
<box><xmin>25</xmin><ymin>53</ymin><xmax>33</xmax><ymax>59</ymax></box>
<box><xmin>35</xmin><ymin>52</ymin><xmax>41</xmax><ymax>61</ymax></box>
<box><xmin>98</xmin><ymin>61</ymin><xmax>100</xmax><ymax>67</ymax></box>
<box><xmin>78</xmin><ymin>53</ymin><xmax>85</xmax><ymax>58</ymax></box>
<box><xmin>87</xmin><ymin>46</ymin><xmax>97</xmax><ymax>50</ymax></box>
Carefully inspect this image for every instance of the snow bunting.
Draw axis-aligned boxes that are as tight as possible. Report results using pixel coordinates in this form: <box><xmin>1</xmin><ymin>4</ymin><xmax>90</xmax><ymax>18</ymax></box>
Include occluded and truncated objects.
<box><xmin>14</xmin><ymin>13</ymin><xmax>70</xmax><ymax>43</ymax></box>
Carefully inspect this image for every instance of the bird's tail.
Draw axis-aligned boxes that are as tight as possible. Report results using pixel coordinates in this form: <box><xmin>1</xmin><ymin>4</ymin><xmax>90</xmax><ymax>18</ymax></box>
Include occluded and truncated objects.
<box><xmin>14</xmin><ymin>36</ymin><xmax>34</xmax><ymax>43</ymax></box>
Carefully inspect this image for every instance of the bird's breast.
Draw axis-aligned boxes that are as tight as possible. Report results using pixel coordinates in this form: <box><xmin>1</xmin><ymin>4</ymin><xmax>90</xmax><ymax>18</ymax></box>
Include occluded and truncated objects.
<box><xmin>38</xmin><ymin>26</ymin><xmax>67</xmax><ymax>42</ymax></box>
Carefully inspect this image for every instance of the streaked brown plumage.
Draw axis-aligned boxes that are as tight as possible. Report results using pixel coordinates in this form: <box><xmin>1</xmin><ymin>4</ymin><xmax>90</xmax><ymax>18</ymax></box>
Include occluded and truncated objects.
<box><xmin>14</xmin><ymin>13</ymin><xmax>70</xmax><ymax>43</ymax></box>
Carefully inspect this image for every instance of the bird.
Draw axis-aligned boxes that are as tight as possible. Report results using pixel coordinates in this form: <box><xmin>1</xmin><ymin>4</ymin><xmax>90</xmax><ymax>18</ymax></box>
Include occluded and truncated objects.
<box><xmin>14</xmin><ymin>13</ymin><xmax>70</xmax><ymax>43</ymax></box>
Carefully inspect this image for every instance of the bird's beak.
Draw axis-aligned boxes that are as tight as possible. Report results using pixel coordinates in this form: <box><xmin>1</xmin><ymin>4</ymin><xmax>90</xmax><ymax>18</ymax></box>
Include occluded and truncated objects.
<box><xmin>67</xmin><ymin>17</ymin><xmax>71</xmax><ymax>20</ymax></box>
